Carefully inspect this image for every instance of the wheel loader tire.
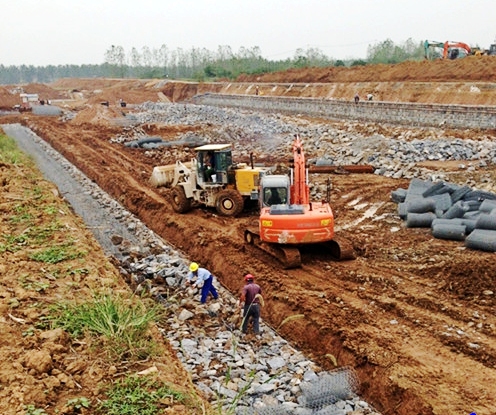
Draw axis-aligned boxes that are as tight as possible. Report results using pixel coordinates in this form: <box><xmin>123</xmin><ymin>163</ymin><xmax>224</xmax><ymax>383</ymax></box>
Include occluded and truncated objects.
<box><xmin>216</xmin><ymin>189</ymin><xmax>244</xmax><ymax>216</ymax></box>
<box><xmin>170</xmin><ymin>186</ymin><xmax>192</xmax><ymax>213</ymax></box>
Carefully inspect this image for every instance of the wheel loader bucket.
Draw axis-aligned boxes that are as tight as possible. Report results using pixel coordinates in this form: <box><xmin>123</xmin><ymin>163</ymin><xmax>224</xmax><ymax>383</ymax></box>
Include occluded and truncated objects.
<box><xmin>150</xmin><ymin>165</ymin><xmax>176</xmax><ymax>187</ymax></box>
<box><xmin>150</xmin><ymin>161</ymin><xmax>193</xmax><ymax>187</ymax></box>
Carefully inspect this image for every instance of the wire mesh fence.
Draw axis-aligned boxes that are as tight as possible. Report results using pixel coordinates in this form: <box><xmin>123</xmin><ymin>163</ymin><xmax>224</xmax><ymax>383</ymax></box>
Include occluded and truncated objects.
<box><xmin>235</xmin><ymin>366</ymin><xmax>361</xmax><ymax>415</ymax></box>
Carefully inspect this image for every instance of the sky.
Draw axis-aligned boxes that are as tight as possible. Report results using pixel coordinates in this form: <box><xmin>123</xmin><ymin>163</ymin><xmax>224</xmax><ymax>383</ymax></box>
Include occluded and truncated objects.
<box><xmin>2</xmin><ymin>0</ymin><xmax>496</xmax><ymax>66</ymax></box>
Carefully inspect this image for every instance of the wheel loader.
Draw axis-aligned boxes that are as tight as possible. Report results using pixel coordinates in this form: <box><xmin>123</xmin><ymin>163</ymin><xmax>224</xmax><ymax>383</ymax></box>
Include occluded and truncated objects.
<box><xmin>244</xmin><ymin>135</ymin><xmax>355</xmax><ymax>268</ymax></box>
<box><xmin>150</xmin><ymin>144</ymin><xmax>272</xmax><ymax>216</ymax></box>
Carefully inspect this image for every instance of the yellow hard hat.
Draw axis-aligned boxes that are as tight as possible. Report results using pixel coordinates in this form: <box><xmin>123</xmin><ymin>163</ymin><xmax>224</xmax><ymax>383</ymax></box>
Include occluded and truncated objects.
<box><xmin>189</xmin><ymin>262</ymin><xmax>199</xmax><ymax>272</ymax></box>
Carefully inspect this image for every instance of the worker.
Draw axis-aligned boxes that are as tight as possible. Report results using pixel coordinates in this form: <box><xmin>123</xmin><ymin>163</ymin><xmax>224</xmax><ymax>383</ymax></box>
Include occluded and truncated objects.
<box><xmin>266</xmin><ymin>188</ymin><xmax>282</xmax><ymax>205</ymax></box>
<box><xmin>354</xmin><ymin>93</ymin><xmax>360</xmax><ymax>104</ymax></box>
<box><xmin>204</xmin><ymin>151</ymin><xmax>215</xmax><ymax>182</ymax></box>
<box><xmin>239</xmin><ymin>274</ymin><xmax>262</xmax><ymax>335</ymax></box>
<box><xmin>186</xmin><ymin>262</ymin><xmax>219</xmax><ymax>304</ymax></box>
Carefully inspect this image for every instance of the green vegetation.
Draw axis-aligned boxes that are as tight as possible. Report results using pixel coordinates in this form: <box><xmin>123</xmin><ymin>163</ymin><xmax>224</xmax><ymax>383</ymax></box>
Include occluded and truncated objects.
<box><xmin>49</xmin><ymin>294</ymin><xmax>162</xmax><ymax>359</ymax></box>
<box><xmin>19</xmin><ymin>275</ymin><xmax>50</xmax><ymax>292</ymax></box>
<box><xmin>23</xmin><ymin>405</ymin><xmax>47</xmax><ymax>415</ymax></box>
<box><xmin>98</xmin><ymin>375</ymin><xmax>185</xmax><ymax>415</ymax></box>
<box><xmin>29</xmin><ymin>243</ymin><xmax>85</xmax><ymax>263</ymax></box>
<box><xmin>66</xmin><ymin>397</ymin><xmax>91</xmax><ymax>411</ymax></box>
<box><xmin>0</xmin><ymin>134</ymin><xmax>27</xmax><ymax>164</ymax></box>
<box><xmin>0</xmin><ymin>38</ymin><xmax>426</xmax><ymax>84</ymax></box>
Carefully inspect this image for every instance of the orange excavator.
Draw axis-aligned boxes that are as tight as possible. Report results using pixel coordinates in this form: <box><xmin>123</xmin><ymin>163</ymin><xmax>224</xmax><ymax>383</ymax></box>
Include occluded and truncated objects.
<box><xmin>244</xmin><ymin>135</ymin><xmax>355</xmax><ymax>268</ymax></box>
<box><xmin>443</xmin><ymin>41</ymin><xmax>471</xmax><ymax>59</ymax></box>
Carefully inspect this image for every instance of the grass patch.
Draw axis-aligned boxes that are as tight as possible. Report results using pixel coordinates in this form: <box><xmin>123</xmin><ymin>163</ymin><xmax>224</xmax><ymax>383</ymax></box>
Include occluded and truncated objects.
<box><xmin>22</xmin><ymin>405</ymin><xmax>47</xmax><ymax>415</ymax></box>
<box><xmin>0</xmin><ymin>233</ymin><xmax>29</xmax><ymax>253</ymax></box>
<box><xmin>49</xmin><ymin>294</ymin><xmax>162</xmax><ymax>359</ymax></box>
<box><xmin>0</xmin><ymin>134</ymin><xmax>29</xmax><ymax>165</ymax></box>
<box><xmin>9</xmin><ymin>204</ymin><xmax>34</xmax><ymax>224</ymax></box>
<box><xmin>98</xmin><ymin>375</ymin><xmax>186</xmax><ymax>415</ymax></box>
<box><xmin>0</xmin><ymin>222</ymin><xmax>67</xmax><ymax>254</ymax></box>
<box><xmin>19</xmin><ymin>275</ymin><xmax>50</xmax><ymax>292</ymax></box>
<box><xmin>29</xmin><ymin>243</ymin><xmax>85</xmax><ymax>263</ymax></box>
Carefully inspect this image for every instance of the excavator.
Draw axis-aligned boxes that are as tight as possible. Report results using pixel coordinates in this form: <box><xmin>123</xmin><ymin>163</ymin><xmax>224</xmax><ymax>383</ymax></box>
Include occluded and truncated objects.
<box><xmin>244</xmin><ymin>135</ymin><xmax>355</xmax><ymax>268</ymax></box>
<box><xmin>424</xmin><ymin>40</ymin><xmax>445</xmax><ymax>59</ymax></box>
<box><xmin>442</xmin><ymin>41</ymin><xmax>471</xmax><ymax>59</ymax></box>
<box><xmin>423</xmin><ymin>40</ymin><xmax>471</xmax><ymax>60</ymax></box>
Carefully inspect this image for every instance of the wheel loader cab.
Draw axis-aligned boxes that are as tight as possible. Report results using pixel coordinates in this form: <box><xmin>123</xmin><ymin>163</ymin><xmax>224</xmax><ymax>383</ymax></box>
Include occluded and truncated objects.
<box><xmin>194</xmin><ymin>144</ymin><xmax>233</xmax><ymax>185</ymax></box>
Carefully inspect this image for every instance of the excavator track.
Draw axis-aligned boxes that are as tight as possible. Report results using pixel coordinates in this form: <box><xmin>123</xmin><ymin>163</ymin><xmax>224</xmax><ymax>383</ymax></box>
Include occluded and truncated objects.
<box><xmin>325</xmin><ymin>236</ymin><xmax>356</xmax><ymax>260</ymax></box>
<box><xmin>244</xmin><ymin>229</ymin><xmax>355</xmax><ymax>268</ymax></box>
<box><xmin>245</xmin><ymin>229</ymin><xmax>301</xmax><ymax>269</ymax></box>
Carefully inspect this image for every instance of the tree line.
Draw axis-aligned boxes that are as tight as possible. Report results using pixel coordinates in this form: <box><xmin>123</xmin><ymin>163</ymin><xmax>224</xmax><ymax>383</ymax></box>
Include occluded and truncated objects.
<box><xmin>0</xmin><ymin>39</ymin><xmax>425</xmax><ymax>85</ymax></box>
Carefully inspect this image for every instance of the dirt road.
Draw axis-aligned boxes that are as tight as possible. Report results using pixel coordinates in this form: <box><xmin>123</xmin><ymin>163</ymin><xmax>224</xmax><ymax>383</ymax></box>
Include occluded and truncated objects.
<box><xmin>2</xmin><ymin>104</ymin><xmax>490</xmax><ymax>415</ymax></box>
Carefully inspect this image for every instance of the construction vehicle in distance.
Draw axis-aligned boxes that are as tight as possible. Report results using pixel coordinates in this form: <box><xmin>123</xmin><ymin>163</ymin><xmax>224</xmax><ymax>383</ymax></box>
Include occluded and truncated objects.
<box><xmin>423</xmin><ymin>40</ymin><xmax>472</xmax><ymax>60</ymax></box>
<box><xmin>424</xmin><ymin>40</ymin><xmax>445</xmax><ymax>59</ymax></box>
<box><xmin>471</xmin><ymin>44</ymin><xmax>496</xmax><ymax>56</ymax></box>
<box><xmin>13</xmin><ymin>93</ymin><xmax>39</xmax><ymax>112</ymax></box>
<box><xmin>488</xmin><ymin>41</ymin><xmax>496</xmax><ymax>56</ymax></box>
<box><xmin>443</xmin><ymin>41</ymin><xmax>471</xmax><ymax>59</ymax></box>
<box><xmin>150</xmin><ymin>144</ymin><xmax>271</xmax><ymax>216</ymax></box>
<box><xmin>244</xmin><ymin>135</ymin><xmax>355</xmax><ymax>268</ymax></box>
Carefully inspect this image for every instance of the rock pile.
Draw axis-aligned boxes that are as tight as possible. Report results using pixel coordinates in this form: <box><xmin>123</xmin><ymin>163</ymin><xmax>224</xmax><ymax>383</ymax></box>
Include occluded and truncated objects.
<box><xmin>122</xmin><ymin>253</ymin><xmax>381</xmax><ymax>415</ymax></box>
<box><xmin>125</xmin><ymin>102</ymin><xmax>496</xmax><ymax>192</ymax></box>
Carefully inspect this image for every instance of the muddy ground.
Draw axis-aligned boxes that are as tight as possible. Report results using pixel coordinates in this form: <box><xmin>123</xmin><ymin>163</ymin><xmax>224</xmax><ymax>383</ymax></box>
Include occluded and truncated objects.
<box><xmin>2</xmin><ymin>57</ymin><xmax>496</xmax><ymax>415</ymax></box>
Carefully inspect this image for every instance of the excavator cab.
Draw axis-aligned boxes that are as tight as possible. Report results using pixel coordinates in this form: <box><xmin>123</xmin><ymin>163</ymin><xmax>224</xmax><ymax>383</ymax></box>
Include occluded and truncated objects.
<box><xmin>260</xmin><ymin>175</ymin><xmax>290</xmax><ymax>207</ymax></box>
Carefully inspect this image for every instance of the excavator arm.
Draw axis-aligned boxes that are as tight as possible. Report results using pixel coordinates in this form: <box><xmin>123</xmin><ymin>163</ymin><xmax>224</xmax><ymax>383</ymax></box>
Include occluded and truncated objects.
<box><xmin>290</xmin><ymin>135</ymin><xmax>310</xmax><ymax>205</ymax></box>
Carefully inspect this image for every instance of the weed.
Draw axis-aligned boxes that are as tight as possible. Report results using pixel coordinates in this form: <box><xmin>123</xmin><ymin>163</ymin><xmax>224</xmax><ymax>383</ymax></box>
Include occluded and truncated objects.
<box><xmin>43</xmin><ymin>205</ymin><xmax>59</xmax><ymax>215</ymax></box>
<box><xmin>277</xmin><ymin>313</ymin><xmax>305</xmax><ymax>329</ymax></box>
<box><xmin>28</xmin><ymin>222</ymin><xmax>64</xmax><ymax>243</ymax></box>
<box><xmin>23</xmin><ymin>405</ymin><xmax>47</xmax><ymax>415</ymax></box>
<box><xmin>66</xmin><ymin>397</ymin><xmax>91</xmax><ymax>411</ymax></box>
<box><xmin>97</xmin><ymin>375</ymin><xmax>185</xmax><ymax>415</ymax></box>
<box><xmin>0</xmin><ymin>233</ymin><xmax>28</xmax><ymax>253</ymax></box>
<box><xmin>10</xmin><ymin>205</ymin><xmax>34</xmax><ymax>224</ymax></box>
<box><xmin>0</xmin><ymin>135</ymin><xmax>28</xmax><ymax>165</ymax></box>
<box><xmin>22</xmin><ymin>327</ymin><xmax>36</xmax><ymax>337</ymax></box>
<box><xmin>19</xmin><ymin>275</ymin><xmax>51</xmax><ymax>292</ymax></box>
<box><xmin>29</xmin><ymin>244</ymin><xmax>84</xmax><ymax>264</ymax></box>
<box><xmin>49</xmin><ymin>294</ymin><xmax>162</xmax><ymax>359</ymax></box>
<box><xmin>67</xmin><ymin>267</ymin><xmax>89</xmax><ymax>276</ymax></box>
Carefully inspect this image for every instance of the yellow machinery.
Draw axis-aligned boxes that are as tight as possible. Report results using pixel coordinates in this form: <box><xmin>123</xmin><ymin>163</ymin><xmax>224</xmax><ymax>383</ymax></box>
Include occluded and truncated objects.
<box><xmin>150</xmin><ymin>144</ymin><xmax>271</xmax><ymax>216</ymax></box>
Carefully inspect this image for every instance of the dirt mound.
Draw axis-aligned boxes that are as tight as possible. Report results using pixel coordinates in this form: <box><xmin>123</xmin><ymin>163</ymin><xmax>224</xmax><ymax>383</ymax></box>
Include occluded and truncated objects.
<box><xmin>237</xmin><ymin>56</ymin><xmax>496</xmax><ymax>83</ymax></box>
<box><xmin>0</xmin><ymin>86</ymin><xmax>17</xmax><ymax>109</ymax></box>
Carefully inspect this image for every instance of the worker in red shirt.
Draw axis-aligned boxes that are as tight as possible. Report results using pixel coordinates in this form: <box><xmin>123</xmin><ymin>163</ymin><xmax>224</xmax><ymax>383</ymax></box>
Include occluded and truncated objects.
<box><xmin>239</xmin><ymin>274</ymin><xmax>262</xmax><ymax>334</ymax></box>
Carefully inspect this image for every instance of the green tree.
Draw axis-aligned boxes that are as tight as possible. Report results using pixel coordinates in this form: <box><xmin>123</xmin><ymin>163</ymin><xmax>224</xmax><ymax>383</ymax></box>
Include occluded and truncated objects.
<box><xmin>104</xmin><ymin>45</ymin><xmax>126</xmax><ymax>77</ymax></box>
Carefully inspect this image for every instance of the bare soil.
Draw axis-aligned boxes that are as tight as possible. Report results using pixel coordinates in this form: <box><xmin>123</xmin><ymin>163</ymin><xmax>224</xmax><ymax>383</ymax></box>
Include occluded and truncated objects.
<box><xmin>2</xmin><ymin>57</ymin><xmax>496</xmax><ymax>415</ymax></box>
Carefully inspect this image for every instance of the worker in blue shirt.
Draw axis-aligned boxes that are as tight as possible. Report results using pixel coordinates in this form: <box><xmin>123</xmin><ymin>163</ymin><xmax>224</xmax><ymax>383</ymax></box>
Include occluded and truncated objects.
<box><xmin>186</xmin><ymin>262</ymin><xmax>219</xmax><ymax>304</ymax></box>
